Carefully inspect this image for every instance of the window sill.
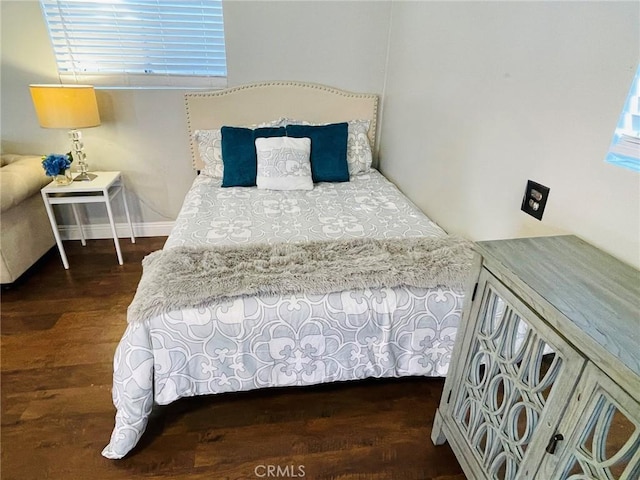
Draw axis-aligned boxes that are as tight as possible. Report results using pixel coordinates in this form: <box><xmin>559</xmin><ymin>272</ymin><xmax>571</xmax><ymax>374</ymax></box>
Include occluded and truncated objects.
<box><xmin>60</xmin><ymin>73</ymin><xmax>228</xmax><ymax>90</ymax></box>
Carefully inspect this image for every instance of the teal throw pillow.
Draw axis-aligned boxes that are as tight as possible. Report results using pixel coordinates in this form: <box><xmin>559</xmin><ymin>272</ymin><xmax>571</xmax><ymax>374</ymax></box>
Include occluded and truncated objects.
<box><xmin>221</xmin><ymin>126</ymin><xmax>286</xmax><ymax>187</ymax></box>
<box><xmin>286</xmin><ymin>122</ymin><xmax>349</xmax><ymax>183</ymax></box>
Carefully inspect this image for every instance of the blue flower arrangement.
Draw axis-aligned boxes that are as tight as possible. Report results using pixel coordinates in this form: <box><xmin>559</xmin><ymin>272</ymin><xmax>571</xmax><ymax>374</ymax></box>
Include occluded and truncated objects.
<box><xmin>42</xmin><ymin>152</ymin><xmax>73</xmax><ymax>177</ymax></box>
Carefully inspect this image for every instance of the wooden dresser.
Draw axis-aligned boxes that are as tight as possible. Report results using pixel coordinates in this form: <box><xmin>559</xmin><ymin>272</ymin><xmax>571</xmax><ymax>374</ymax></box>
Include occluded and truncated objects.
<box><xmin>432</xmin><ymin>235</ymin><xmax>640</xmax><ymax>479</ymax></box>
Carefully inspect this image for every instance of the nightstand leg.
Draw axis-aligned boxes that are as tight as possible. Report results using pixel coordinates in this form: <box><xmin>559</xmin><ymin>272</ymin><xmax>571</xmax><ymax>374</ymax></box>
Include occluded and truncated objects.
<box><xmin>41</xmin><ymin>192</ymin><xmax>69</xmax><ymax>269</ymax></box>
<box><xmin>71</xmin><ymin>203</ymin><xmax>86</xmax><ymax>246</ymax></box>
<box><xmin>121</xmin><ymin>184</ymin><xmax>135</xmax><ymax>243</ymax></box>
<box><xmin>104</xmin><ymin>194</ymin><xmax>123</xmax><ymax>265</ymax></box>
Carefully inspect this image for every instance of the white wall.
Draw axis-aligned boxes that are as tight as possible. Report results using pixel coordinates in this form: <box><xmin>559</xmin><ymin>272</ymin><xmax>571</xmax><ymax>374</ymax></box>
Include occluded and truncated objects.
<box><xmin>2</xmin><ymin>1</ymin><xmax>639</xmax><ymax>268</ymax></box>
<box><xmin>1</xmin><ymin>0</ymin><xmax>391</xmax><ymax>226</ymax></box>
<box><xmin>224</xmin><ymin>1</ymin><xmax>390</xmax><ymax>93</ymax></box>
<box><xmin>380</xmin><ymin>1</ymin><xmax>640</xmax><ymax>268</ymax></box>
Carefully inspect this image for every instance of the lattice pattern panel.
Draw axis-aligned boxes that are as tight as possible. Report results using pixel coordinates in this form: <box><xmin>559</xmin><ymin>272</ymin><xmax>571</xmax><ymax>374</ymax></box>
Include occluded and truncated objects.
<box><xmin>558</xmin><ymin>390</ymin><xmax>640</xmax><ymax>479</ymax></box>
<box><xmin>453</xmin><ymin>286</ymin><xmax>564</xmax><ymax>480</ymax></box>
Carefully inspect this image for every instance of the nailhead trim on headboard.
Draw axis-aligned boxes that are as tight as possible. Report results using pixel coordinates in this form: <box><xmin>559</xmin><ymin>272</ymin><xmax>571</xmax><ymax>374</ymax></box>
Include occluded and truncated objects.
<box><xmin>184</xmin><ymin>81</ymin><xmax>379</xmax><ymax>171</ymax></box>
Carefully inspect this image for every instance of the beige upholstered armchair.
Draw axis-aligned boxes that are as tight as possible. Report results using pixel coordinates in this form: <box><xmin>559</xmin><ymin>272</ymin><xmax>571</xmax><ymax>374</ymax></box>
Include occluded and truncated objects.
<box><xmin>0</xmin><ymin>154</ymin><xmax>56</xmax><ymax>284</ymax></box>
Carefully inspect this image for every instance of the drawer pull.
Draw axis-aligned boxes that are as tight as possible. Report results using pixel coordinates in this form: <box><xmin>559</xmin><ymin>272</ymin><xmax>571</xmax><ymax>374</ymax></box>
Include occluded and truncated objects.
<box><xmin>545</xmin><ymin>433</ymin><xmax>564</xmax><ymax>454</ymax></box>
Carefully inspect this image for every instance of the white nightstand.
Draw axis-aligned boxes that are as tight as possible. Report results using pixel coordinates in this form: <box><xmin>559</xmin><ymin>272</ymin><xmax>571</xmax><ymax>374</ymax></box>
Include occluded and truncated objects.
<box><xmin>41</xmin><ymin>171</ymin><xmax>135</xmax><ymax>269</ymax></box>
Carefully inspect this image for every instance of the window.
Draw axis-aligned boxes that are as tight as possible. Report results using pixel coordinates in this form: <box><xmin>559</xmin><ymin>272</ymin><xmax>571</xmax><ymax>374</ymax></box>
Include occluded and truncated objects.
<box><xmin>40</xmin><ymin>0</ymin><xmax>227</xmax><ymax>88</ymax></box>
<box><xmin>605</xmin><ymin>66</ymin><xmax>640</xmax><ymax>172</ymax></box>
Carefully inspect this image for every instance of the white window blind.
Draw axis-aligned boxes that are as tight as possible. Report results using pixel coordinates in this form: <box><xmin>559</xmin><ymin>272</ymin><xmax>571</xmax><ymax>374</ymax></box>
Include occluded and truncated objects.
<box><xmin>40</xmin><ymin>0</ymin><xmax>227</xmax><ymax>88</ymax></box>
<box><xmin>605</xmin><ymin>66</ymin><xmax>640</xmax><ymax>172</ymax></box>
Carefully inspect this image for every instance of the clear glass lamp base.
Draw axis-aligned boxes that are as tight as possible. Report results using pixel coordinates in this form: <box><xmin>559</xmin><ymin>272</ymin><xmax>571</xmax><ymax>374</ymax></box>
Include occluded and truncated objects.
<box><xmin>69</xmin><ymin>132</ymin><xmax>97</xmax><ymax>182</ymax></box>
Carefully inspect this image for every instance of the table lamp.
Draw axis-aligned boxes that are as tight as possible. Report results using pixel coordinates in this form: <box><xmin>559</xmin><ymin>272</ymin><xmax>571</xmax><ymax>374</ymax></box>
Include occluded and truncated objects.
<box><xmin>30</xmin><ymin>84</ymin><xmax>101</xmax><ymax>181</ymax></box>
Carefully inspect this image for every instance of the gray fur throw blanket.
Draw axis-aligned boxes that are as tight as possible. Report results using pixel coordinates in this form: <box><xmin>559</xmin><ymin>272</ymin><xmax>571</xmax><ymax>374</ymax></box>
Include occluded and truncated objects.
<box><xmin>127</xmin><ymin>235</ymin><xmax>475</xmax><ymax>324</ymax></box>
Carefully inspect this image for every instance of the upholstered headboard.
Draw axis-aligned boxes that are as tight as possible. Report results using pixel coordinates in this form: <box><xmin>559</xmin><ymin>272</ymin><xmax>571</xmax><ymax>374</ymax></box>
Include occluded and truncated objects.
<box><xmin>185</xmin><ymin>81</ymin><xmax>379</xmax><ymax>171</ymax></box>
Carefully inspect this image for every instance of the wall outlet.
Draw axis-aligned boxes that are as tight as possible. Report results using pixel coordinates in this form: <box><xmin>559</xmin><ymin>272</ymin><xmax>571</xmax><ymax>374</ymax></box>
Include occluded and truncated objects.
<box><xmin>521</xmin><ymin>180</ymin><xmax>550</xmax><ymax>220</ymax></box>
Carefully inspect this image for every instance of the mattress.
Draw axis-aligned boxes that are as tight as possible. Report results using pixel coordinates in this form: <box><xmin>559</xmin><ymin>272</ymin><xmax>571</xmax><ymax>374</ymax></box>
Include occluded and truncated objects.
<box><xmin>103</xmin><ymin>170</ymin><xmax>465</xmax><ymax>459</ymax></box>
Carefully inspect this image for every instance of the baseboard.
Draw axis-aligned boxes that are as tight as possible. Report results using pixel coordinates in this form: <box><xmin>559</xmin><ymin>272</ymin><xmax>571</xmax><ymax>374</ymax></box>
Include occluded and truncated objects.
<box><xmin>59</xmin><ymin>221</ymin><xmax>174</xmax><ymax>240</ymax></box>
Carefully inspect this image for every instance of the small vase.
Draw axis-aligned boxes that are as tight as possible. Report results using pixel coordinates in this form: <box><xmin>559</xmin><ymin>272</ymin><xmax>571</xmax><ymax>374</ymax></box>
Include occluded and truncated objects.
<box><xmin>54</xmin><ymin>169</ymin><xmax>73</xmax><ymax>185</ymax></box>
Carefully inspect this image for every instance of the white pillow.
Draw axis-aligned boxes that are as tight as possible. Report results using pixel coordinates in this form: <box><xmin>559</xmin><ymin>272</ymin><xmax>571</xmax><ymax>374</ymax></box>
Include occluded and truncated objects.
<box><xmin>345</xmin><ymin>119</ymin><xmax>373</xmax><ymax>175</ymax></box>
<box><xmin>255</xmin><ymin>136</ymin><xmax>313</xmax><ymax>191</ymax></box>
<box><xmin>193</xmin><ymin>129</ymin><xmax>223</xmax><ymax>178</ymax></box>
<box><xmin>279</xmin><ymin>118</ymin><xmax>372</xmax><ymax>176</ymax></box>
<box><xmin>194</xmin><ymin>118</ymin><xmax>286</xmax><ymax>178</ymax></box>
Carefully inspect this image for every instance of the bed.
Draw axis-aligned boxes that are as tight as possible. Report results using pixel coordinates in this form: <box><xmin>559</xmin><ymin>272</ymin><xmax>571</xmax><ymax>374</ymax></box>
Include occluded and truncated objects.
<box><xmin>102</xmin><ymin>81</ymin><xmax>473</xmax><ymax>459</ymax></box>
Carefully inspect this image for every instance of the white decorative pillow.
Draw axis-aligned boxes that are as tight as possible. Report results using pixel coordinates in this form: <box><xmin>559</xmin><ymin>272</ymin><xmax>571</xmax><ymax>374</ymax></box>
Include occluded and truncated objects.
<box><xmin>255</xmin><ymin>136</ymin><xmax>313</xmax><ymax>191</ymax></box>
<box><xmin>193</xmin><ymin>129</ymin><xmax>223</xmax><ymax>178</ymax></box>
<box><xmin>194</xmin><ymin>118</ymin><xmax>285</xmax><ymax>178</ymax></box>
<box><xmin>346</xmin><ymin>119</ymin><xmax>373</xmax><ymax>175</ymax></box>
<box><xmin>279</xmin><ymin>118</ymin><xmax>372</xmax><ymax>176</ymax></box>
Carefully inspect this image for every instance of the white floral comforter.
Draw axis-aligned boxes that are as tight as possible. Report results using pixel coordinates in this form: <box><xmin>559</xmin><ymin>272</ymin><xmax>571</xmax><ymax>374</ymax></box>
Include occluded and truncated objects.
<box><xmin>102</xmin><ymin>170</ymin><xmax>465</xmax><ymax>459</ymax></box>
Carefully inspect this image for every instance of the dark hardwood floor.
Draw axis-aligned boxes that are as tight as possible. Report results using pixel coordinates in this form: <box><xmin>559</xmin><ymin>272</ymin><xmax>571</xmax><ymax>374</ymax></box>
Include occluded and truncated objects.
<box><xmin>1</xmin><ymin>237</ymin><xmax>465</xmax><ymax>480</ymax></box>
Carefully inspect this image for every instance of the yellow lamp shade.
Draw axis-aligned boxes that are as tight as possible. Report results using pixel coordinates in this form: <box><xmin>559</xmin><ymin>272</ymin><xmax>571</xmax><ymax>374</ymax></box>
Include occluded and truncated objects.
<box><xmin>30</xmin><ymin>84</ymin><xmax>101</xmax><ymax>129</ymax></box>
